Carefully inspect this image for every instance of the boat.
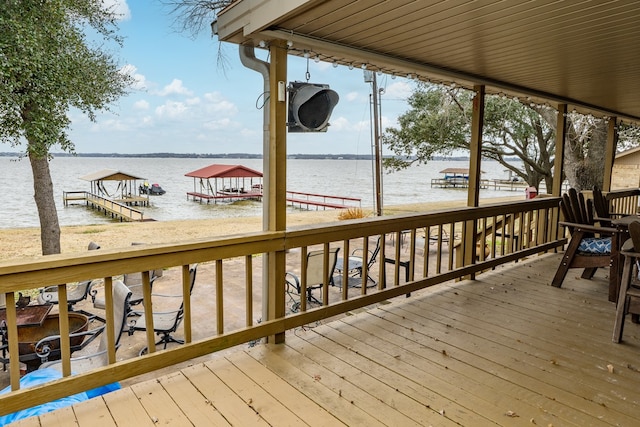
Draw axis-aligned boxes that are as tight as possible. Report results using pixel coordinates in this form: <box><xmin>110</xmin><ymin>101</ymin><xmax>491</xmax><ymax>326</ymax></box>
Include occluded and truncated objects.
<box><xmin>139</xmin><ymin>182</ymin><xmax>166</xmax><ymax>195</ymax></box>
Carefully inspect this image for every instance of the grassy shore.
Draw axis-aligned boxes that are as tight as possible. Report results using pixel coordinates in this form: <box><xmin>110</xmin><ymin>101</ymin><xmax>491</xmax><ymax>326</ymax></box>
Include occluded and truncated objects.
<box><xmin>0</xmin><ymin>197</ymin><xmax>522</xmax><ymax>261</ymax></box>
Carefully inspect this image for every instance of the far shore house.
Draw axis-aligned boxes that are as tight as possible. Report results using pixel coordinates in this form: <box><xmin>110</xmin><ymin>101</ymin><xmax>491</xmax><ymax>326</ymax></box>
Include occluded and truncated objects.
<box><xmin>184</xmin><ymin>164</ymin><xmax>263</xmax><ymax>203</ymax></box>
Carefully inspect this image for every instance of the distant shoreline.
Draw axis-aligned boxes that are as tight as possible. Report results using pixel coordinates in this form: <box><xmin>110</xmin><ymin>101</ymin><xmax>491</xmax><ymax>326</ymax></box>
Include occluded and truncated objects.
<box><xmin>1</xmin><ymin>152</ymin><xmax>525</xmax><ymax>162</ymax></box>
<box><xmin>1</xmin><ymin>152</ymin><xmax>452</xmax><ymax>161</ymax></box>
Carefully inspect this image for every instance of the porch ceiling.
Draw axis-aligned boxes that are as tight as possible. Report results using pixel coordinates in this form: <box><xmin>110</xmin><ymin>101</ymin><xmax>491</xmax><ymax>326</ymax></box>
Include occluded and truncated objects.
<box><xmin>216</xmin><ymin>0</ymin><xmax>640</xmax><ymax>123</ymax></box>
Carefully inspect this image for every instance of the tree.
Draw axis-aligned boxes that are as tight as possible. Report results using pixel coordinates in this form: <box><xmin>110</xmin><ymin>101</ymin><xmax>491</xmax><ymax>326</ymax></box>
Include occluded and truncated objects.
<box><xmin>0</xmin><ymin>0</ymin><xmax>132</xmax><ymax>255</ymax></box>
<box><xmin>382</xmin><ymin>84</ymin><xmax>556</xmax><ymax>190</ymax></box>
<box><xmin>382</xmin><ymin>83</ymin><xmax>632</xmax><ymax>192</ymax></box>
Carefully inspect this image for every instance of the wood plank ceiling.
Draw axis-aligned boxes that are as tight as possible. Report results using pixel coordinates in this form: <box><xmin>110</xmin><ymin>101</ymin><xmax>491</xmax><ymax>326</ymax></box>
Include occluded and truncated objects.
<box><xmin>217</xmin><ymin>0</ymin><xmax>640</xmax><ymax>123</ymax></box>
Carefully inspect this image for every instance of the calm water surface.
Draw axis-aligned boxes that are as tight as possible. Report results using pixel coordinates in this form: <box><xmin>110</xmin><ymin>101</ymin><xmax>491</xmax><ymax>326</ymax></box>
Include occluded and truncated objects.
<box><xmin>0</xmin><ymin>156</ymin><xmax>521</xmax><ymax>229</ymax></box>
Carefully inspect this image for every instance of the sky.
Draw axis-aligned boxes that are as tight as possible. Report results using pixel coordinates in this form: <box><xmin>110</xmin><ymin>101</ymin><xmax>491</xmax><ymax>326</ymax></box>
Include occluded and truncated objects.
<box><xmin>65</xmin><ymin>1</ymin><xmax>415</xmax><ymax>155</ymax></box>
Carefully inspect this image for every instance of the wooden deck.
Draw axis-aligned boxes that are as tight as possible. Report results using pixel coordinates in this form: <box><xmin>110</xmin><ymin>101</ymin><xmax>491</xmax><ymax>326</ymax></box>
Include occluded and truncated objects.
<box><xmin>11</xmin><ymin>253</ymin><xmax>640</xmax><ymax>426</ymax></box>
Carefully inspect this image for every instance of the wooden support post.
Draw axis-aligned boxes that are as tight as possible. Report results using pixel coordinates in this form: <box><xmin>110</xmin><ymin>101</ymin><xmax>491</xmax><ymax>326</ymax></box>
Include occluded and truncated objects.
<box><xmin>464</xmin><ymin>85</ymin><xmax>485</xmax><ymax>277</ymax></box>
<box><xmin>552</xmin><ymin>104</ymin><xmax>568</xmax><ymax>242</ymax></box>
<box><xmin>603</xmin><ymin>117</ymin><xmax>617</xmax><ymax>192</ymax></box>
<box><xmin>552</xmin><ymin>104</ymin><xmax>567</xmax><ymax>197</ymax></box>
<box><xmin>267</xmin><ymin>40</ymin><xmax>287</xmax><ymax>344</ymax></box>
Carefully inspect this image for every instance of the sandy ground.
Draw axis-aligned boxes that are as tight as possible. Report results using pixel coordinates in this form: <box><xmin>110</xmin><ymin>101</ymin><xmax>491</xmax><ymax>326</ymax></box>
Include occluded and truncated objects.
<box><xmin>0</xmin><ymin>197</ymin><xmax>522</xmax><ymax>261</ymax></box>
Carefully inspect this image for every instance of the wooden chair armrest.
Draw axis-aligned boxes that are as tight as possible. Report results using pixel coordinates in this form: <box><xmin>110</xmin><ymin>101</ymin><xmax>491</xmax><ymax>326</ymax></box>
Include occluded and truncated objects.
<box><xmin>558</xmin><ymin>221</ymin><xmax>618</xmax><ymax>234</ymax></box>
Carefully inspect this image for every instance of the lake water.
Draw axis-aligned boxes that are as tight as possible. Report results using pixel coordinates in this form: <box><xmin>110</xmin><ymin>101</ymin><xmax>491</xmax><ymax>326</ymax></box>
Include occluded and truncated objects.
<box><xmin>0</xmin><ymin>156</ymin><xmax>523</xmax><ymax>229</ymax></box>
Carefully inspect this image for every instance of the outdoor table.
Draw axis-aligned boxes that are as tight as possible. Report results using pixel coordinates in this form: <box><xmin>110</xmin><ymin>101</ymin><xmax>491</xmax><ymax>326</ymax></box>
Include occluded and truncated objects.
<box><xmin>1</xmin><ymin>304</ymin><xmax>53</xmax><ymax>371</ymax></box>
<box><xmin>611</xmin><ymin>215</ymin><xmax>640</xmax><ymax>303</ymax></box>
<box><xmin>0</xmin><ymin>304</ymin><xmax>53</xmax><ymax>327</ymax></box>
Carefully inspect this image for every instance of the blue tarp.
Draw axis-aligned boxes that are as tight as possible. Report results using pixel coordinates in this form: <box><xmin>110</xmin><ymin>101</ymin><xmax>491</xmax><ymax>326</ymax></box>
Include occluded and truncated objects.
<box><xmin>0</xmin><ymin>368</ymin><xmax>119</xmax><ymax>426</ymax></box>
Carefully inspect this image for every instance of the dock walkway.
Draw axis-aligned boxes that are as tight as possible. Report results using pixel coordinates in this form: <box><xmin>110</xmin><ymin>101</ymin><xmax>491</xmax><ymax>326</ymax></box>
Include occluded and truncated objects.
<box><xmin>286</xmin><ymin>190</ymin><xmax>361</xmax><ymax>210</ymax></box>
<box><xmin>63</xmin><ymin>191</ymin><xmax>145</xmax><ymax>222</ymax></box>
<box><xmin>186</xmin><ymin>191</ymin><xmax>263</xmax><ymax>203</ymax></box>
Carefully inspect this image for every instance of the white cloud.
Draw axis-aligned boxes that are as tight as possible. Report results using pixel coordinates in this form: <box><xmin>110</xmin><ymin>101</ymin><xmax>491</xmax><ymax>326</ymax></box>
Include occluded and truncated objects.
<box><xmin>346</xmin><ymin>91</ymin><xmax>360</xmax><ymax>102</ymax></box>
<box><xmin>120</xmin><ymin>64</ymin><xmax>147</xmax><ymax>90</ymax></box>
<box><xmin>240</xmin><ymin>128</ymin><xmax>258</xmax><ymax>137</ymax></box>
<box><xmin>102</xmin><ymin>0</ymin><xmax>131</xmax><ymax>21</ymax></box>
<box><xmin>133</xmin><ymin>100</ymin><xmax>149</xmax><ymax>110</ymax></box>
<box><xmin>155</xmin><ymin>100</ymin><xmax>188</xmax><ymax>119</ymax></box>
<box><xmin>202</xmin><ymin>118</ymin><xmax>233</xmax><ymax>130</ymax></box>
<box><xmin>203</xmin><ymin>92</ymin><xmax>238</xmax><ymax>114</ymax></box>
<box><xmin>383</xmin><ymin>81</ymin><xmax>413</xmax><ymax>99</ymax></box>
<box><xmin>155</xmin><ymin>79</ymin><xmax>193</xmax><ymax>97</ymax></box>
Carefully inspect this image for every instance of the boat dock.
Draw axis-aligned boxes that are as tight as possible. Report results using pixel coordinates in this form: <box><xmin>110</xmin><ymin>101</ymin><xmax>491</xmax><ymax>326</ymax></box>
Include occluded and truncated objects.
<box><xmin>286</xmin><ymin>190</ymin><xmax>361</xmax><ymax>210</ymax></box>
<box><xmin>63</xmin><ymin>191</ymin><xmax>146</xmax><ymax>222</ymax></box>
<box><xmin>186</xmin><ymin>191</ymin><xmax>263</xmax><ymax>203</ymax></box>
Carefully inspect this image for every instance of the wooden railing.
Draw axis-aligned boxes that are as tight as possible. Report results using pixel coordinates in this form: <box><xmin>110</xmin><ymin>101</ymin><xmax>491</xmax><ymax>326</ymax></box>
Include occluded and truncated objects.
<box><xmin>0</xmin><ymin>197</ymin><xmax>563</xmax><ymax>415</ymax></box>
<box><xmin>605</xmin><ymin>188</ymin><xmax>640</xmax><ymax>216</ymax></box>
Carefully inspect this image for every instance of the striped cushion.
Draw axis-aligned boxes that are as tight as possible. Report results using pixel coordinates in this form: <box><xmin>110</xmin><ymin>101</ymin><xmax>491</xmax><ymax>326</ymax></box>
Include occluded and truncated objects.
<box><xmin>578</xmin><ymin>237</ymin><xmax>611</xmax><ymax>254</ymax></box>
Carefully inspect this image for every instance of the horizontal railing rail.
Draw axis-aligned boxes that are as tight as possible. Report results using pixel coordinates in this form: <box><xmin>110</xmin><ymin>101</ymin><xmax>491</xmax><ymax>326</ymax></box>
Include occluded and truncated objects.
<box><xmin>605</xmin><ymin>188</ymin><xmax>640</xmax><ymax>216</ymax></box>
<box><xmin>0</xmin><ymin>197</ymin><xmax>563</xmax><ymax>415</ymax></box>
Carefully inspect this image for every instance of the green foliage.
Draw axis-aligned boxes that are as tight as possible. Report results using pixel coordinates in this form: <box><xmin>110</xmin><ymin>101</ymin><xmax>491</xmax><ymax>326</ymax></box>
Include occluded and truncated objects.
<box><xmin>382</xmin><ymin>83</ymin><xmax>555</xmax><ymax>189</ymax></box>
<box><xmin>382</xmin><ymin>84</ymin><xmax>471</xmax><ymax>170</ymax></box>
<box><xmin>0</xmin><ymin>0</ymin><xmax>133</xmax><ymax>158</ymax></box>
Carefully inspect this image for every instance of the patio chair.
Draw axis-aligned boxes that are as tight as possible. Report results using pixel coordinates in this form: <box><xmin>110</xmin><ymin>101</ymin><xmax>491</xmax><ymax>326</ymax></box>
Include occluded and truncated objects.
<box><xmin>613</xmin><ymin>221</ymin><xmax>640</xmax><ymax>343</ymax></box>
<box><xmin>36</xmin><ymin>279</ymin><xmax>132</xmax><ymax>372</ymax></box>
<box><xmin>286</xmin><ymin>248</ymin><xmax>339</xmax><ymax>309</ymax></box>
<box><xmin>91</xmin><ymin>242</ymin><xmax>160</xmax><ymax>311</ymax></box>
<box><xmin>90</xmin><ymin>272</ymin><xmax>158</xmax><ymax>311</ymax></box>
<box><xmin>37</xmin><ymin>242</ymin><xmax>101</xmax><ymax>314</ymax></box>
<box><xmin>128</xmin><ymin>264</ymin><xmax>198</xmax><ymax>354</ymax></box>
<box><xmin>552</xmin><ymin>188</ymin><xmax>619</xmax><ymax>288</ymax></box>
<box><xmin>592</xmin><ymin>185</ymin><xmax>628</xmax><ymax>225</ymax></box>
<box><xmin>335</xmin><ymin>235</ymin><xmax>381</xmax><ymax>285</ymax></box>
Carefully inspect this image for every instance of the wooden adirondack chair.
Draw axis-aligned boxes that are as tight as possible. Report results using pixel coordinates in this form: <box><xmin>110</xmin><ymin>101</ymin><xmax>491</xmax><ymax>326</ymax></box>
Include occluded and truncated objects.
<box><xmin>552</xmin><ymin>188</ymin><xmax>619</xmax><ymax>289</ymax></box>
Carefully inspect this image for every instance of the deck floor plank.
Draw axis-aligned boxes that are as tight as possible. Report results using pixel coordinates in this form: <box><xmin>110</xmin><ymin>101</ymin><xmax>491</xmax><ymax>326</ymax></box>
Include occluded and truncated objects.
<box><xmin>7</xmin><ymin>417</ymin><xmax>41</xmax><ymax>427</ymax></box>
<box><xmin>226</xmin><ymin>350</ymin><xmax>344</xmax><ymax>427</ymax></box>
<box><xmin>180</xmin><ymin>362</ymin><xmax>271</xmax><ymax>427</ymax></box>
<box><xmin>258</xmin><ymin>338</ymin><xmax>419</xmax><ymax>426</ymax></box>
<box><xmin>395</xmin><ymin>269</ymin><xmax>640</xmax><ymax>425</ymax></box>
<box><xmin>71</xmin><ymin>395</ymin><xmax>116</xmax><ymax>427</ymax></box>
<box><xmin>158</xmin><ymin>371</ymin><xmax>232</xmax><ymax>427</ymax></box>
<box><xmin>316</xmin><ymin>318</ymin><xmax>538</xmax><ymax>426</ymax></box>
<box><xmin>33</xmin><ymin>405</ymin><xmax>77</xmax><ymax>427</ymax></box>
<box><xmin>129</xmin><ymin>375</ymin><xmax>192</xmax><ymax>426</ymax></box>
<box><xmin>361</xmin><ymin>304</ymin><xmax>612</xmax><ymax>426</ymax></box>
<box><xmin>266</xmin><ymin>333</ymin><xmax>434</xmax><ymax>427</ymax></box>
<box><xmin>101</xmin><ymin>387</ymin><xmax>156</xmax><ymax>427</ymax></box>
<box><xmin>205</xmin><ymin>356</ymin><xmax>306</xmax><ymax>426</ymax></box>
<box><xmin>247</xmin><ymin>344</ymin><xmax>384</xmax><ymax>427</ymax></box>
<box><xmin>287</xmin><ymin>329</ymin><xmax>469</xmax><ymax>426</ymax></box>
<box><xmin>332</xmin><ymin>312</ymin><xmax>561</xmax><ymax>426</ymax></box>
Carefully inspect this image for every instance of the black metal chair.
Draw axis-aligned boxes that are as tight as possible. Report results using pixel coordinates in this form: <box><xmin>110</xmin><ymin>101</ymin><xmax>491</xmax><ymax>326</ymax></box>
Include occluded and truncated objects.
<box><xmin>37</xmin><ymin>242</ymin><xmax>101</xmax><ymax>317</ymax></box>
<box><xmin>128</xmin><ymin>264</ymin><xmax>198</xmax><ymax>354</ymax></box>
<box><xmin>37</xmin><ymin>280</ymin><xmax>132</xmax><ymax>371</ymax></box>
<box><xmin>335</xmin><ymin>235</ymin><xmax>381</xmax><ymax>286</ymax></box>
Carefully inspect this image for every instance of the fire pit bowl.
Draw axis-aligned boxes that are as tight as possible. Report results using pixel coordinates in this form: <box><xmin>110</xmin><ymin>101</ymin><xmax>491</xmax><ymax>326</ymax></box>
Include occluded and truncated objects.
<box><xmin>17</xmin><ymin>312</ymin><xmax>89</xmax><ymax>356</ymax></box>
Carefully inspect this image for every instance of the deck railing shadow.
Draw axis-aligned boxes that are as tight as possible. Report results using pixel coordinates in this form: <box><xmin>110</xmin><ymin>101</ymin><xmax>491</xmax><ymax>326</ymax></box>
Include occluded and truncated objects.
<box><xmin>0</xmin><ymin>195</ymin><xmax>587</xmax><ymax>416</ymax></box>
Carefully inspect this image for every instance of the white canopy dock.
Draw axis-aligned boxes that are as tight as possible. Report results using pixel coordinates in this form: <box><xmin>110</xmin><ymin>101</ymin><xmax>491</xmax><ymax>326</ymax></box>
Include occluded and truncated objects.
<box><xmin>80</xmin><ymin>169</ymin><xmax>148</xmax><ymax>205</ymax></box>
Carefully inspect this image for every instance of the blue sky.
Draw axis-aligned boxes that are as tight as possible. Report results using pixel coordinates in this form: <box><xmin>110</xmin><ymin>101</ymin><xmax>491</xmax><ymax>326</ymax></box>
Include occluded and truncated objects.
<box><xmin>66</xmin><ymin>1</ymin><xmax>415</xmax><ymax>155</ymax></box>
